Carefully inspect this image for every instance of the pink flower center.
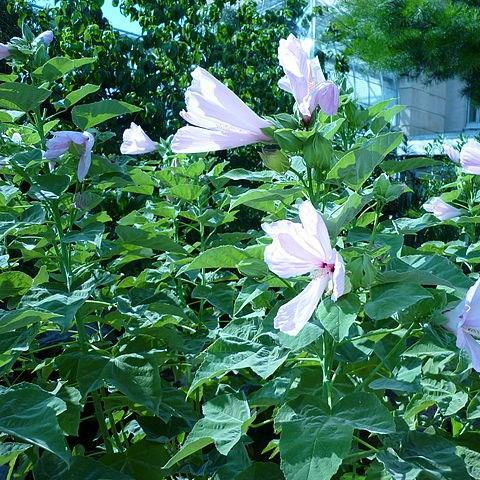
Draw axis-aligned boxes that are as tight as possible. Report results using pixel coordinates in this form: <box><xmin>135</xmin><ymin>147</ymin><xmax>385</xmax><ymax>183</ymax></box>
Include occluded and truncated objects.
<box><xmin>318</xmin><ymin>262</ymin><xmax>335</xmax><ymax>274</ymax></box>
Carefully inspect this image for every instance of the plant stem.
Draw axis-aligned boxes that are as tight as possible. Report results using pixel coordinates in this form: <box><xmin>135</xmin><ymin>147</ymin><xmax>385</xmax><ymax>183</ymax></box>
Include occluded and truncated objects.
<box><xmin>359</xmin><ymin>323</ymin><xmax>416</xmax><ymax>390</ymax></box>
<box><xmin>92</xmin><ymin>391</ymin><xmax>114</xmax><ymax>454</ymax></box>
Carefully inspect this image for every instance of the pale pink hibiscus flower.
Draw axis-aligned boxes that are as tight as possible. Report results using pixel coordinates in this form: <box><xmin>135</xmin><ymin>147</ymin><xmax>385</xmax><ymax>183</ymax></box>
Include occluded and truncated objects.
<box><xmin>121</xmin><ymin>122</ymin><xmax>158</xmax><ymax>155</ymax></box>
<box><xmin>423</xmin><ymin>197</ymin><xmax>461</xmax><ymax>221</ymax></box>
<box><xmin>460</xmin><ymin>139</ymin><xmax>480</xmax><ymax>175</ymax></box>
<box><xmin>171</xmin><ymin>67</ymin><xmax>271</xmax><ymax>153</ymax></box>
<box><xmin>35</xmin><ymin>30</ymin><xmax>54</xmax><ymax>46</ymax></box>
<box><xmin>45</xmin><ymin>131</ymin><xmax>95</xmax><ymax>181</ymax></box>
<box><xmin>278</xmin><ymin>34</ymin><xmax>340</xmax><ymax>120</ymax></box>
<box><xmin>263</xmin><ymin>200</ymin><xmax>345</xmax><ymax>336</ymax></box>
<box><xmin>443</xmin><ymin>142</ymin><xmax>460</xmax><ymax>163</ymax></box>
<box><xmin>445</xmin><ymin>279</ymin><xmax>480</xmax><ymax>372</ymax></box>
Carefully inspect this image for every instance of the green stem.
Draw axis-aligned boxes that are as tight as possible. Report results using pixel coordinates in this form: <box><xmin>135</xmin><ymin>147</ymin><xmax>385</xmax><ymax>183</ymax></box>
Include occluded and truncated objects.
<box><xmin>306</xmin><ymin>166</ymin><xmax>316</xmax><ymax>206</ymax></box>
<box><xmin>359</xmin><ymin>323</ymin><xmax>416</xmax><ymax>390</ymax></box>
<box><xmin>92</xmin><ymin>391</ymin><xmax>114</xmax><ymax>454</ymax></box>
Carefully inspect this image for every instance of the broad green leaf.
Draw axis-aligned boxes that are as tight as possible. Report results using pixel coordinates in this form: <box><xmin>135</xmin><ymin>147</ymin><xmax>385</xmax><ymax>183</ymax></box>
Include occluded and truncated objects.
<box><xmin>0</xmin><ymin>82</ymin><xmax>51</xmax><ymax>112</ymax></box>
<box><xmin>315</xmin><ymin>294</ymin><xmax>360</xmax><ymax>342</ymax></box>
<box><xmin>165</xmin><ymin>394</ymin><xmax>253</xmax><ymax>467</ymax></box>
<box><xmin>0</xmin><ymin>109</ymin><xmax>24</xmax><ymax>122</ymax></box>
<box><xmin>181</xmin><ymin>245</ymin><xmax>251</xmax><ymax>272</ymax></box>
<box><xmin>326</xmin><ymin>192</ymin><xmax>373</xmax><ymax>237</ymax></box>
<box><xmin>33</xmin><ymin>57</ymin><xmax>96</xmax><ymax>82</ymax></box>
<box><xmin>333</xmin><ymin>392</ymin><xmax>395</xmax><ymax>434</ymax></box>
<box><xmin>192</xmin><ymin>284</ymin><xmax>236</xmax><ymax>315</ymax></box>
<box><xmin>327</xmin><ymin>132</ymin><xmax>403</xmax><ymax>189</ymax></box>
<box><xmin>101</xmin><ymin>440</ymin><xmax>170</xmax><ymax>480</ymax></box>
<box><xmin>72</xmin><ymin>99</ymin><xmax>141</xmax><ymax>130</ymax></box>
<box><xmin>378</xmin><ymin>432</ymin><xmax>468</xmax><ymax>480</ymax></box>
<box><xmin>0</xmin><ymin>383</ymin><xmax>69</xmax><ymax>461</ymax></box>
<box><xmin>0</xmin><ymin>309</ymin><xmax>59</xmax><ymax>334</ymax></box>
<box><xmin>116</xmin><ymin>225</ymin><xmax>185</xmax><ymax>253</ymax></box>
<box><xmin>277</xmin><ymin>398</ymin><xmax>353</xmax><ymax>480</ymax></box>
<box><xmin>168</xmin><ymin>183</ymin><xmax>205</xmax><ymax>201</ymax></box>
<box><xmin>34</xmin><ymin>452</ymin><xmax>133</xmax><ymax>480</ymax></box>
<box><xmin>229</xmin><ymin>187</ymin><xmax>301</xmax><ymax>212</ymax></box>
<box><xmin>365</xmin><ymin>283</ymin><xmax>433</xmax><ymax>320</ymax></box>
<box><xmin>379</xmin><ymin>255</ymin><xmax>472</xmax><ymax>296</ymax></box>
<box><xmin>382</xmin><ymin>157</ymin><xmax>443</xmax><ymax>174</ymax></box>
<box><xmin>54</xmin><ymin>84</ymin><xmax>100</xmax><ymax>109</ymax></box>
<box><xmin>236</xmin><ymin>462</ymin><xmax>284</xmax><ymax>480</ymax></box>
<box><xmin>0</xmin><ymin>272</ymin><xmax>33</xmax><ymax>300</ymax></box>
<box><xmin>190</xmin><ymin>336</ymin><xmax>289</xmax><ymax>392</ymax></box>
<box><xmin>0</xmin><ymin>442</ymin><xmax>30</xmax><ymax>466</ymax></box>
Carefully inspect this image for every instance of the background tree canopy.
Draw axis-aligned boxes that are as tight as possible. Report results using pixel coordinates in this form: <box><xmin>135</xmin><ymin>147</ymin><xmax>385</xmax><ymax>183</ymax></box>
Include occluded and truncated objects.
<box><xmin>330</xmin><ymin>0</ymin><xmax>480</xmax><ymax>103</ymax></box>
<box><xmin>6</xmin><ymin>0</ymin><xmax>308</xmax><ymax>140</ymax></box>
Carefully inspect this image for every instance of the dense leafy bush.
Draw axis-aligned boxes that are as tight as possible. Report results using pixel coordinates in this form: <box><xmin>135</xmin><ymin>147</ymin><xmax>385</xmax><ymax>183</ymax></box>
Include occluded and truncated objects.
<box><xmin>2</xmin><ymin>21</ymin><xmax>480</xmax><ymax>480</ymax></box>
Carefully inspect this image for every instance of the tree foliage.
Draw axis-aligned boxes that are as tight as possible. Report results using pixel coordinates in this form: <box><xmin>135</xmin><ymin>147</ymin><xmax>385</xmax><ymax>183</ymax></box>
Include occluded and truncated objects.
<box><xmin>7</xmin><ymin>0</ymin><xmax>308</xmax><ymax>139</ymax></box>
<box><xmin>330</xmin><ymin>0</ymin><xmax>480</xmax><ymax>102</ymax></box>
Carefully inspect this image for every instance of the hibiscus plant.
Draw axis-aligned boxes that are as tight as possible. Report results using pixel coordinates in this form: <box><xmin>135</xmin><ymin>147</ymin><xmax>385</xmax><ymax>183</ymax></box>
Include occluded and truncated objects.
<box><xmin>1</xmin><ymin>25</ymin><xmax>480</xmax><ymax>480</ymax></box>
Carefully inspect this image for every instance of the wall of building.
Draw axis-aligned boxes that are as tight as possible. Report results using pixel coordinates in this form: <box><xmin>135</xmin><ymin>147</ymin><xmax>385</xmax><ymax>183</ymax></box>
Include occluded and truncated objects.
<box><xmin>398</xmin><ymin>77</ymin><xmax>470</xmax><ymax>137</ymax></box>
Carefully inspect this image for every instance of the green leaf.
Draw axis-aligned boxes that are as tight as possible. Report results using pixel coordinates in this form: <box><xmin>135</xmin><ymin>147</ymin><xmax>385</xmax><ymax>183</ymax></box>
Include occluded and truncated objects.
<box><xmin>34</xmin><ymin>453</ymin><xmax>133</xmax><ymax>480</ymax></box>
<box><xmin>333</xmin><ymin>392</ymin><xmax>395</xmax><ymax>434</ymax></box>
<box><xmin>230</xmin><ymin>187</ymin><xmax>301</xmax><ymax>212</ymax></box>
<box><xmin>164</xmin><ymin>394</ymin><xmax>253</xmax><ymax>467</ymax></box>
<box><xmin>54</xmin><ymin>84</ymin><xmax>100</xmax><ymax>109</ymax></box>
<box><xmin>0</xmin><ymin>442</ymin><xmax>30</xmax><ymax>466</ymax></box>
<box><xmin>327</xmin><ymin>132</ymin><xmax>403</xmax><ymax>189</ymax></box>
<box><xmin>277</xmin><ymin>398</ymin><xmax>353</xmax><ymax>480</ymax></box>
<box><xmin>382</xmin><ymin>157</ymin><xmax>443</xmax><ymax>174</ymax></box>
<box><xmin>33</xmin><ymin>57</ymin><xmax>96</xmax><ymax>82</ymax></box>
<box><xmin>0</xmin><ymin>383</ymin><xmax>69</xmax><ymax>462</ymax></box>
<box><xmin>190</xmin><ymin>335</ymin><xmax>289</xmax><ymax>392</ymax></box>
<box><xmin>0</xmin><ymin>272</ymin><xmax>33</xmax><ymax>300</ymax></box>
<box><xmin>378</xmin><ymin>431</ymin><xmax>468</xmax><ymax>480</ymax></box>
<box><xmin>168</xmin><ymin>183</ymin><xmax>205</xmax><ymax>201</ymax></box>
<box><xmin>365</xmin><ymin>283</ymin><xmax>433</xmax><ymax>320</ymax></box>
<box><xmin>182</xmin><ymin>245</ymin><xmax>251</xmax><ymax>272</ymax></box>
<box><xmin>0</xmin><ymin>309</ymin><xmax>59</xmax><ymax>334</ymax></box>
<box><xmin>72</xmin><ymin>99</ymin><xmax>141</xmax><ymax>130</ymax></box>
<box><xmin>101</xmin><ymin>440</ymin><xmax>170</xmax><ymax>480</ymax></box>
<box><xmin>315</xmin><ymin>294</ymin><xmax>360</xmax><ymax>341</ymax></box>
<box><xmin>116</xmin><ymin>225</ymin><xmax>185</xmax><ymax>253</ymax></box>
<box><xmin>0</xmin><ymin>82</ymin><xmax>51</xmax><ymax>112</ymax></box>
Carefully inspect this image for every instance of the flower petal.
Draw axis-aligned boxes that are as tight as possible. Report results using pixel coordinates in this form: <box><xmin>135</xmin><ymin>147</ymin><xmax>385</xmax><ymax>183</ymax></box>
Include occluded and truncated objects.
<box><xmin>460</xmin><ymin>139</ymin><xmax>480</xmax><ymax>175</ymax></box>
<box><xmin>456</xmin><ymin>329</ymin><xmax>480</xmax><ymax>373</ymax></box>
<box><xmin>274</xmin><ymin>276</ymin><xmax>329</xmax><ymax>336</ymax></box>
<box><xmin>77</xmin><ymin>132</ymin><xmax>95</xmax><ymax>182</ymax></box>
<box><xmin>463</xmin><ymin>279</ymin><xmax>480</xmax><ymax>330</ymax></box>
<box><xmin>171</xmin><ymin>126</ymin><xmax>267</xmax><ymax>153</ymax></box>
<box><xmin>120</xmin><ymin>122</ymin><xmax>157</xmax><ymax>155</ymax></box>
<box><xmin>422</xmin><ymin>197</ymin><xmax>461</xmax><ymax>221</ymax></box>
<box><xmin>298</xmin><ymin>200</ymin><xmax>333</xmax><ymax>259</ymax></box>
<box><xmin>183</xmin><ymin>67</ymin><xmax>271</xmax><ymax>135</ymax></box>
<box><xmin>330</xmin><ymin>251</ymin><xmax>346</xmax><ymax>301</ymax></box>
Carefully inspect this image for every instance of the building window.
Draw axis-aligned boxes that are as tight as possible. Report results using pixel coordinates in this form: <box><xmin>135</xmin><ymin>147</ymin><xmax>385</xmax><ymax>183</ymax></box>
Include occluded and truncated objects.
<box><xmin>467</xmin><ymin>100</ymin><xmax>480</xmax><ymax>127</ymax></box>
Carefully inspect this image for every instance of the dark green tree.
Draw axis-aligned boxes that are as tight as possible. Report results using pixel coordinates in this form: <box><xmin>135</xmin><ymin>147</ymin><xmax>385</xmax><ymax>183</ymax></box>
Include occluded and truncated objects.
<box><xmin>6</xmin><ymin>0</ymin><xmax>308</xmax><ymax>139</ymax></box>
<box><xmin>329</xmin><ymin>0</ymin><xmax>480</xmax><ymax>102</ymax></box>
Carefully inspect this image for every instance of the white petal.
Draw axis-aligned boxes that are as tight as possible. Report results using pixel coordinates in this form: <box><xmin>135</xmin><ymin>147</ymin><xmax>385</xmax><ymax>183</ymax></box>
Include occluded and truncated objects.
<box><xmin>274</xmin><ymin>276</ymin><xmax>329</xmax><ymax>336</ymax></box>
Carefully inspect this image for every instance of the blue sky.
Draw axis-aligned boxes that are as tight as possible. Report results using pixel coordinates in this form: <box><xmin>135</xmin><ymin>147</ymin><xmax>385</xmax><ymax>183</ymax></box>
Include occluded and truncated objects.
<box><xmin>34</xmin><ymin>0</ymin><xmax>142</xmax><ymax>35</ymax></box>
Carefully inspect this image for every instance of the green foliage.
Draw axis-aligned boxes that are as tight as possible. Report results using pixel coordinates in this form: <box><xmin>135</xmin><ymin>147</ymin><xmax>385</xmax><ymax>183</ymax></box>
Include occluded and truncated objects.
<box><xmin>331</xmin><ymin>0</ymin><xmax>480</xmax><ymax>102</ymax></box>
<box><xmin>2</xmin><ymin>12</ymin><xmax>480</xmax><ymax>480</ymax></box>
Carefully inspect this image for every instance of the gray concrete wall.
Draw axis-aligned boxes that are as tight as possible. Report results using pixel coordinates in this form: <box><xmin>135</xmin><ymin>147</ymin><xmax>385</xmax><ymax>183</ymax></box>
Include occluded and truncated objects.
<box><xmin>398</xmin><ymin>76</ymin><xmax>469</xmax><ymax>137</ymax></box>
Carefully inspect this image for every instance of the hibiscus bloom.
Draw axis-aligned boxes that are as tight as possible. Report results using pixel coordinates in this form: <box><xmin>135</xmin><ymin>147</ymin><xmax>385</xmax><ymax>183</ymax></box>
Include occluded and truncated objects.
<box><xmin>121</xmin><ymin>123</ymin><xmax>158</xmax><ymax>155</ymax></box>
<box><xmin>460</xmin><ymin>139</ymin><xmax>480</xmax><ymax>175</ymax></box>
<box><xmin>278</xmin><ymin>34</ymin><xmax>340</xmax><ymax>120</ymax></box>
<box><xmin>423</xmin><ymin>197</ymin><xmax>461</xmax><ymax>221</ymax></box>
<box><xmin>35</xmin><ymin>30</ymin><xmax>54</xmax><ymax>46</ymax></box>
<box><xmin>263</xmin><ymin>200</ymin><xmax>345</xmax><ymax>336</ymax></box>
<box><xmin>445</xmin><ymin>278</ymin><xmax>480</xmax><ymax>372</ymax></box>
<box><xmin>45</xmin><ymin>131</ymin><xmax>95</xmax><ymax>182</ymax></box>
<box><xmin>443</xmin><ymin>142</ymin><xmax>459</xmax><ymax>163</ymax></box>
<box><xmin>171</xmin><ymin>67</ymin><xmax>271</xmax><ymax>153</ymax></box>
